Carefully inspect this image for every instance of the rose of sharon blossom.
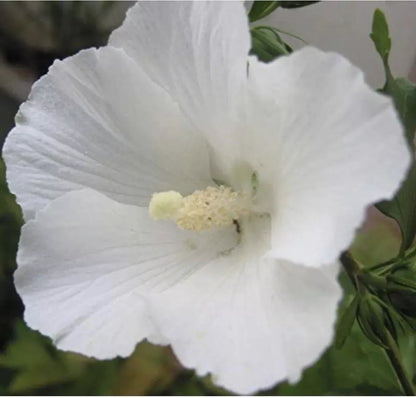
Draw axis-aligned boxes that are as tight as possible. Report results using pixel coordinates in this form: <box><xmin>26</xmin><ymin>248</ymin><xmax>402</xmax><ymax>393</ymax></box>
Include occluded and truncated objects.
<box><xmin>2</xmin><ymin>1</ymin><xmax>410</xmax><ymax>394</ymax></box>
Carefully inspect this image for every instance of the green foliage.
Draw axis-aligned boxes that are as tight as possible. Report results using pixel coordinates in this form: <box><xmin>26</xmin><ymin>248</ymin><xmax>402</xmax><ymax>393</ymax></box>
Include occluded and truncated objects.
<box><xmin>277</xmin><ymin>1</ymin><xmax>319</xmax><ymax>9</ymax></box>
<box><xmin>335</xmin><ymin>214</ymin><xmax>416</xmax><ymax>395</ymax></box>
<box><xmin>0</xmin><ymin>156</ymin><xmax>23</xmax><ymax>351</ymax></box>
<box><xmin>357</xmin><ymin>293</ymin><xmax>395</xmax><ymax>349</ymax></box>
<box><xmin>0</xmin><ymin>322</ymin><xmax>120</xmax><ymax>395</ymax></box>
<box><xmin>370</xmin><ymin>9</ymin><xmax>416</xmax><ymax>254</ymax></box>
<box><xmin>249</xmin><ymin>1</ymin><xmax>280</xmax><ymax>23</ymax></box>
<box><xmin>387</xmin><ymin>262</ymin><xmax>416</xmax><ymax>319</ymax></box>
<box><xmin>377</xmin><ymin>78</ymin><xmax>416</xmax><ymax>253</ymax></box>
<box><xmin>248</xmin><ymin>1</ymin><xmax>319</xmax><ymax>23</ymax></box>
<box><xmin>249</xmin><ymin>0</ymin><xmax>311</xmax><ymax>63</ymax></box>
<box><xmin>0</xmin><ymin>322</ymin><xmax>81</xmax><ymax>393</ymax></box>
<box><xmin>387</xmin><ymin>78</ymin><xmax>416</xmax><ymax>146</ymax></box>
<box><xmin>250</xmin><ymin>26</ymin><xmax>292</xmax><ymax>62</ymax></box>
<box><xmin>398</xmin><ymin>332</ymin><xmax>416</xmax><ymax>378</ymax></box>
<box><xmin>0</xmin><ymin>157</ymin><xmax>22</xmax><ymax>273</ymax></box>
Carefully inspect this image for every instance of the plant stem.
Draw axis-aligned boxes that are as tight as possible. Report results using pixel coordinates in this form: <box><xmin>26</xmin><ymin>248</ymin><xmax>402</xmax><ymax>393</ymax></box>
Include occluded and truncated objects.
<box><xmin>385</xmin><ymin>331</ymin><xmax>416</xmax><ymax>396</ymax></box>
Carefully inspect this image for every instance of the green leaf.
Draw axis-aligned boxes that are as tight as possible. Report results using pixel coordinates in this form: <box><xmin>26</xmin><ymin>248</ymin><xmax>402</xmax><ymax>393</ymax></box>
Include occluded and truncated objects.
<box><xmin>370</xmin><ymin>9</ymin><xmax>391</xmax><ymax>62</ymax></box>
<box><xmin>67</xmin><ymin>360</ymin><xmax>120</xmax><ymax>395</ymax></box>
<box><xmin>249</xmin><ymin>1</ymin><xmax>279</xmax><ymax>23</ymax></box>
<box><xmin>250</xmin><ymin>26</ymin><xmax>291</xmax><ymax>63</ymax></box>
<box><xmin>0</xmin><ymin>322</ymin><xmax>120</xmax><ymax>395</ymax></box>
<box><xmin>398</xmin><ymin>333</ymin><xmax>416</xmax><ymax>378</ymax></box>
<box><xmin>335</xmin><ymin>294</ymin><xmax>359</xmax><ymax>348</ymax></box>
<box><xmin>0</xmin><ymin>322</ymin><xmax>84</xmax><ymax>393</ymax></box>
<box><xmin>386</xmin><ymin>77</ymin><xmax>416</xmax><ymax>146</ymax></box>
<box><xmin>370</xmin><ymin>9</ymin><xmax>416</xmax><ymax>254</ymax></box>
<box><xmin>277</xmin><ymin>1</ymin><xmax>319</xmax><ymax>9</ymax></box>
<box><xmin>377</xmin><ymin>162</ymin><xmax>416</xmax><ymax>253</ymax></box>
<box><xmin>248</xmin><ymin>1</ymin><xmax>319</xmax><ymax>23</ymax></box>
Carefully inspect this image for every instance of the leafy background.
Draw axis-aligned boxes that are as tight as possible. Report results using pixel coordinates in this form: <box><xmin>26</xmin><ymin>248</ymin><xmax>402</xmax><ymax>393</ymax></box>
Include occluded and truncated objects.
<box><xmin>0</xmin><ymin>2</ymin><xmax>415</xmax><ymax>395</ymax></box>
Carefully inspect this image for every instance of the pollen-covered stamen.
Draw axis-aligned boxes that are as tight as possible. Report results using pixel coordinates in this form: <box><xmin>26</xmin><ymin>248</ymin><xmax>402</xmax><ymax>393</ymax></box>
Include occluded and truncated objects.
<box><xmin>149</xmin><ymin>186</ymin><xmax>250</xmax><ymax>232</ymax></box>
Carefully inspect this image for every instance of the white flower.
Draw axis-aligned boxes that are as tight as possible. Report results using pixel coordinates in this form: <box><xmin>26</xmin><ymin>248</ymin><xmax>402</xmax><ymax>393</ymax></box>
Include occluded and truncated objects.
<box><xmin>2</xmin><ymin>1</ymin><xmax>410</xmax><ymax>394</ymax></box>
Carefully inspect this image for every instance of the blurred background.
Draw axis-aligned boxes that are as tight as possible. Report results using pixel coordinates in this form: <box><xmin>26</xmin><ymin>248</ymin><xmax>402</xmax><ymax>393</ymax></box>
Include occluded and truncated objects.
<box><xmin>0</xmin><ymin>1</ymin><xmax>415</xmax><ymax>395</ymax></box>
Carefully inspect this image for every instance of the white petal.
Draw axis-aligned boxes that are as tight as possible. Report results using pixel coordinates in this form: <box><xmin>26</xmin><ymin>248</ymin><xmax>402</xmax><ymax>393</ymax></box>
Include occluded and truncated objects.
<box><xmin>149</xmin><ymin>217</ymin><xmax>342</xmax><ymax>394</ymax></box>
<box><xmin>109</xmin><ymin>1</ymin><xmax>250</xmax><ymax>159</ymax></box>
<box><xmin>3</xmin><ymin>46</ymin><xmax>212</xmax><ymax>220</ymax></box>
<box><xmin>244</xmin><ymin>47</ymin><xmax>410</xmax><ymax>266</ymax></box>
<box><xmin>16</xmin><ymin>189</ymin><xmax>237</xmax><ymax>359</ymax></box>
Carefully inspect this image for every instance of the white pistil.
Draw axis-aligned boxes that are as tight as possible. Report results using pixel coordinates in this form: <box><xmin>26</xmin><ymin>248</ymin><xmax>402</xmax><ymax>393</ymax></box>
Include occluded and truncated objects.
<box><xmin>149</xmin><ymin>186</ymin><xmax>250</xmax><ymax>231</ymax></box>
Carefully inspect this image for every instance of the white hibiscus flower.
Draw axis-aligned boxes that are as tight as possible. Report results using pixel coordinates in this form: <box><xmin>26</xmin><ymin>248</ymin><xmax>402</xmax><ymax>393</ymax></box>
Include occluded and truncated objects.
<box><xmin>2</xmin><ymin>1</ymin><xmax>410</xmax><ymax>394</ymax></box>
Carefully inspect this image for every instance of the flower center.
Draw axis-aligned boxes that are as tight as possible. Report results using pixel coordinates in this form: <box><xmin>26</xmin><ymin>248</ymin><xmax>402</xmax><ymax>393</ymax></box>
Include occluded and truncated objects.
<box><xmin>149</xmin><ymin>186</ymin><xmax>250</xmax><ymax>232</ymax></box>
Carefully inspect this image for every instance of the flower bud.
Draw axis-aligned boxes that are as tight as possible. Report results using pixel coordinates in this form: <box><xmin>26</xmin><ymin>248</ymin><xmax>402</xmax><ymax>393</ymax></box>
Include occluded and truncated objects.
<box><xmin>387</xmin><ymin>263</ymin><xmax>416</xmax><ymax>318</ymax></box>
<box><xmin>357</xmin><ymin>293</ymin><xmax>396</xmax><ymax>348</ymax></box>
<box><xmin>250</xmin><ymin>27</ymin><xmax>291</xmax><ymax>63</ymax></box>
